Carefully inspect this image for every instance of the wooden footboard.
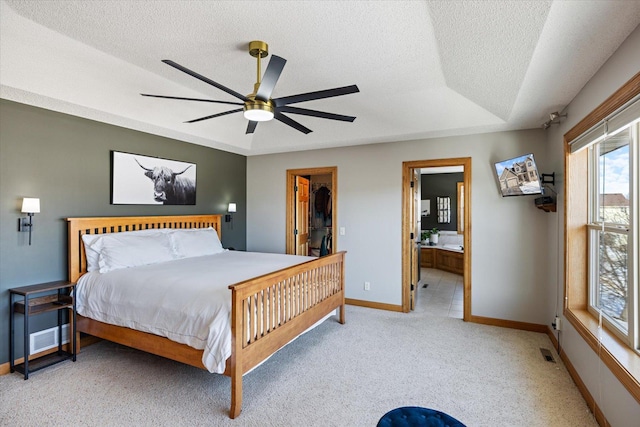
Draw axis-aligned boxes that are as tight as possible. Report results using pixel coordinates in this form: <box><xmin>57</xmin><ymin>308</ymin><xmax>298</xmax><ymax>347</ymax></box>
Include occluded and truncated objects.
<box><xmin>66</xmin><ymin>215</ymin><xmax>345</xmax><ymax>419</ymax></box>
<box><xmin>228</xmin><ymin>251</ymin><xmax>346</xmax><ymax>418</ymax></box>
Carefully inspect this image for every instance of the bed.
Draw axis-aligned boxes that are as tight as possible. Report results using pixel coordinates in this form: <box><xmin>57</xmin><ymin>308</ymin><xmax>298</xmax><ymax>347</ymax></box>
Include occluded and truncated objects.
<box><xmin>66</xmin><ymin>215</ymin><xmax>345</xmax><ymax>418</ymax></box>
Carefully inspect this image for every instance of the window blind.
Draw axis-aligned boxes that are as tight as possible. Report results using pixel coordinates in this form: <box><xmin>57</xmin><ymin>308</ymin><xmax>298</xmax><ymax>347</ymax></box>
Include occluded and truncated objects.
<box><xmin>569</xmin><ymin>95</ymin><xmax>640</xmax><ymax>153</ymax></box>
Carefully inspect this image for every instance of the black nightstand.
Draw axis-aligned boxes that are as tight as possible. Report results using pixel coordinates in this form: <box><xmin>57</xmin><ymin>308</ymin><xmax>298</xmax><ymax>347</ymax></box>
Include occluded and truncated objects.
<box><xmin>9</xmin><ymin>280</ymin><xmax>77</xmax><ymax>379</ymax></box>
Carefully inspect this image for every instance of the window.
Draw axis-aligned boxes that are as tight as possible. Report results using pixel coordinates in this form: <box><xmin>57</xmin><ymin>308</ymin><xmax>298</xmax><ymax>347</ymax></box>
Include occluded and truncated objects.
<box><xmin>565</xmin><ymin>74</ymin><xmax>640</xmax><ymax>402</ymax></box>
<box><xmin>587</xmin><ymin>124</ymin><xmax>637</xmax><ymax>344</ymax></box>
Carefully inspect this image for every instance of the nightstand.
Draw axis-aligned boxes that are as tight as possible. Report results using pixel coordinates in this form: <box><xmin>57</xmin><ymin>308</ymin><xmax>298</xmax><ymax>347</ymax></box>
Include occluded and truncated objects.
<box><xmin>9</xmin><ymin>280</ymin><xmax>77</xmax><ymax>379</ymax></box>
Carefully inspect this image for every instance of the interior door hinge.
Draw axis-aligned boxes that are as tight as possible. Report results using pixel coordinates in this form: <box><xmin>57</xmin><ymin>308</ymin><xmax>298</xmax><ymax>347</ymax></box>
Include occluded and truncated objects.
<box><xmin>294</xmin><ymin>229</ymin><xmax>298</xmax><ymax>235</ymax></box>
<box><xmin>411</xmin><ymin>283</ymin><xmax>415</xmax><ymax>291</ymax></box>
<box><xmin>410</xmin><ymin>181</ymin><xmax>414</xmax><ymax>188</ymax></box>
<box><xmin>410</xmin><ymin>232</ymin><xmax>414</xmax><ymax>239</ymax></box>
<box><xmin>294</xmin><ymin>185</ymin><xmax>298</xmax><ymax>192</ymax></box>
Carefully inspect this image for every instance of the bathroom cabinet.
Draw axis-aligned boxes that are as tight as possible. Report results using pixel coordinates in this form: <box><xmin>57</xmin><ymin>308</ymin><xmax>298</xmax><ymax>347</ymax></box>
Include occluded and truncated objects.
<box><xmin>436</xmin><ymin>250</ymin><xmax>464</xmax><ymax>275</ymax></box>
<box><xmin>420</xmin><ymin>247</ymin><xmax>463</xmax><ymax>275</ymax></box>
<box><xmin>420</xmin><ymin>247</ymin><xmax>435</xmax><ymax>268</ymax></box>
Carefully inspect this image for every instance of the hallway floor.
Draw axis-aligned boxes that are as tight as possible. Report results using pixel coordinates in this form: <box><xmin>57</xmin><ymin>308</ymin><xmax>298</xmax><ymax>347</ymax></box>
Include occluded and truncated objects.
<box><xmin>417</xmin><ymin>268</ymin><xmax>463</xmax><ymax>318</ymax></box>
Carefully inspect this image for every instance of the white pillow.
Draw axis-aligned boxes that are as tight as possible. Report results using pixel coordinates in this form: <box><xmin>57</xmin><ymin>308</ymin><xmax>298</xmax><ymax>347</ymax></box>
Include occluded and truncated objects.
<box><xmin>169</xmin><ymin>227</ymin><xmax>224</xmax><ymax>259</ymax></box>
<box><xmin>82</xmin><ymin>229</ymin><xmax>168</xmax><ymax>272</ymax></box>
<box><xmin>95</xmin><ymin>233</ymin><xmax>175</xmax><ymax>273</ymax></box>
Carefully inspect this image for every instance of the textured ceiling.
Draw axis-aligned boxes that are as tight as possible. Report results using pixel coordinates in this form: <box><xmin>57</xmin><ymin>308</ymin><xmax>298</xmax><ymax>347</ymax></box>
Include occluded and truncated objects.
<box><xmin>1</xmin><ymin>1</ymin><xmax>639</xmax><ymax>156</ymax></box>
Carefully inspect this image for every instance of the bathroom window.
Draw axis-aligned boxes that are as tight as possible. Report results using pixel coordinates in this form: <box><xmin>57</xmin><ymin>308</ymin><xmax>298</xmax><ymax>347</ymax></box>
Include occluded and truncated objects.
<box><xmin>457</xmin><ymin>183</ymin><xmax>464</xmax><ymax>234</ymax></box>
<box><xmin>437</xmin><ymin>196</ymin><xmax>450</xmax><ymax>223</ymax></box>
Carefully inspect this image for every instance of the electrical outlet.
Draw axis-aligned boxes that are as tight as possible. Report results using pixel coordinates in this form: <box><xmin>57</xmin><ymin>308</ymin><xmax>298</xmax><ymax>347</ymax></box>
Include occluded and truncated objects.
<box><xmin>364</xmin><ymin>281</ymin><xmax>370</xmax><ymax>291</ymax></box>
<box><xmin>555</xmin><ymin>317</ymin><xmax>561</xmax><ymax>331</ymax></box>
<box><xmin>339</xmin><ymin>227</ymin><xmax>345</xmax><ymax>236</ymax></box>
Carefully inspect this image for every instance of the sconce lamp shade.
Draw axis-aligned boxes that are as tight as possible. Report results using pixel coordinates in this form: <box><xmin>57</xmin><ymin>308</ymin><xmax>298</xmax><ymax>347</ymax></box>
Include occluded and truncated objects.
<box><xmin>228</xmin><ymin>203</ymin><xmax>237</xmax><ymax>213</ymax></box>
<box><xmin>21</xmin><ymin>198</ymin><xmax>40</xmax><ymax>214</ymax></box>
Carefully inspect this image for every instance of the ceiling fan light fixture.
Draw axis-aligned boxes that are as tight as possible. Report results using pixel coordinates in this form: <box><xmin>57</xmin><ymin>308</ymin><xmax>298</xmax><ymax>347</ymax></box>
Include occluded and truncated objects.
<box><xmin>243</xmin><ymin>99</ymin><xmax>274</xmax><ymax>122</ymax></box>
<box><xmin>145</xmin><ymin>40</ymin><xmax>358</xmax><ymax>133</ymax></box>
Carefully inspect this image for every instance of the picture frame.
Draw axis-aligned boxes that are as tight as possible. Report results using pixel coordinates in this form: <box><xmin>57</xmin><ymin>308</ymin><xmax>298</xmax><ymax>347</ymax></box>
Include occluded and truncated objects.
<box><xmin>111</xmin><ymin>151</ymin><xmax>197</xmax><ymax>205</ymax></box>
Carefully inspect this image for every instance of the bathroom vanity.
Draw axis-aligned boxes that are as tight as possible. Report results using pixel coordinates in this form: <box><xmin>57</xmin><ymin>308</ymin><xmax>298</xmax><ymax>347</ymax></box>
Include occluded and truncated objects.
<box><xmin>420</xmin><ymin>245</ymin><xmax>463</xmax><ymax>275</ymax></box>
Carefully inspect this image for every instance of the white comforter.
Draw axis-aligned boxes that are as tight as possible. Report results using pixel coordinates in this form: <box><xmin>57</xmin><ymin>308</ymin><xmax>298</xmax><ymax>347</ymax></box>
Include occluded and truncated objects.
<box><xmin>76</xmin><ymin>251</ymin><xmax>313</xmax><ymax>373</ymax></box>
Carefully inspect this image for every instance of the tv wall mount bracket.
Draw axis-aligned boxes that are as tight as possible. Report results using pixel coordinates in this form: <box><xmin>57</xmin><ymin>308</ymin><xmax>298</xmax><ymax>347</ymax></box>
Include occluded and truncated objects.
<box><xmin>540</xmin><ymin>173</ymin><xmax>555</xmax><ymax>187</ymax></box>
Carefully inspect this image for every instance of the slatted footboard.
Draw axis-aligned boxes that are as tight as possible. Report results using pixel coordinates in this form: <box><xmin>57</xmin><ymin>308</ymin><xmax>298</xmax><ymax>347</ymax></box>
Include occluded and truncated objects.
<box><xmin>227</xmin><ymin>251</ymin><xmax>346</xmax><ymax>418</ymax></box>
<box><xmin>66</xmin><ymin>215</ymin><xmax>346</xmax><ymax>419</ymax></box>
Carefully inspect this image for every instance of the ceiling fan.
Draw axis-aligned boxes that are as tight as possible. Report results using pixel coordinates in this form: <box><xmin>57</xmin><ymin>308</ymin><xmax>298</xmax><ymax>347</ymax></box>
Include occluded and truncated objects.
<box><xmin>142</xmin><ymin>41</ymin><xmax>360</xmax><ymax>135</ymax></box>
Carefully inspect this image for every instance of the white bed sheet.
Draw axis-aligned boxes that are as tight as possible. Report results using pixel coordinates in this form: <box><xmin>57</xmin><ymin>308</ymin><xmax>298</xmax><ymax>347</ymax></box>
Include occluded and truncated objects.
<box><xmin>76</xmin><ymin>250</ymin><xmax>314</xmax><ymax>373</ymax></box>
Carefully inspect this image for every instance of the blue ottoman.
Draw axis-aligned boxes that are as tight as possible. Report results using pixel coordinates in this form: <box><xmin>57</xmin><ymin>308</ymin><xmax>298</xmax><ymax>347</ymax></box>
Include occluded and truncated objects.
<box><xmin>377</xmin><ymin>406</ymin><xmax>466</xmax><ymax>427</ymax></box>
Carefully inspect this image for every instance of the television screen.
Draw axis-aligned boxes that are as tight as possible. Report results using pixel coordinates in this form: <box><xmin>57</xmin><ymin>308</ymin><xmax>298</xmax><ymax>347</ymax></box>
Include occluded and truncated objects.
<box><xmin>494</xmin><ymin>153</ymin><xmax>543</xmax><ymax>197</ymax></box>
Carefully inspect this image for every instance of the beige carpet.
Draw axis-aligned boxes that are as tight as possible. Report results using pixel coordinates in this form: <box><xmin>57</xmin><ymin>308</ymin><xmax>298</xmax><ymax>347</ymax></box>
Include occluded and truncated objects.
<box><xmin>0</xmin><ymin>304</ymin><xmax>597</xmax><ymax>426</ymax></box>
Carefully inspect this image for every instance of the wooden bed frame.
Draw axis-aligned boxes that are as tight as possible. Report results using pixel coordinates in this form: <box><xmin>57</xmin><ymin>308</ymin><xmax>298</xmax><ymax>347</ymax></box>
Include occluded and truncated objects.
<box><xmin>66</xmin><ymin>215</ymin><xmax>345</xmax><ymax>418</ymax></box>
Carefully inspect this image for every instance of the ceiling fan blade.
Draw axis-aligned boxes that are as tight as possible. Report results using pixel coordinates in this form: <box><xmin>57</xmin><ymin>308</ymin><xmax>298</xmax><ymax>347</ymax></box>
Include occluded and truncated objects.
<box><xmin>277</xmin><ymin>106</ymin><xmax>356</xmax><ymax>122</ymax></box>
<box><xmin>274</xmin><ymin>112</ymin><xmax>312</xmax><ymax>134</ymax></box>
<box><xmin>162</xmin><ymin>60</ymin><xmax>249</xmax><ymax>102</ymax></box>
<box><xmin>246</xmin><ymin>121</ymin><xmax>258</xmax><ymax>134</ymax></box>
<box><xmin>273</xmin><ymin>85</ymin><xmax>359</xmax><ymax>107</ymax></box>
<box><xmin>255</xmin><ymin>55</ymin><xmax>286</xmax><ymax>102</ymax></box>
<box><xmin>184</xmin><ymin>108</ymin><xmax>243</xmax><ymax>123</ymax></box>
<box><xmin>141</xmin><ymin>94</ymin><xmax>243</xmax><ymax>106</ymax></box>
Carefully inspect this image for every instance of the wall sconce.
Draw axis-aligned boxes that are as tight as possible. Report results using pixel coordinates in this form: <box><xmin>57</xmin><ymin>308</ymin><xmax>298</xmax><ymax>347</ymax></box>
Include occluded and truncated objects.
<box><xmin>225</xmin><ymin>202</ymin><xmax>236</xmax><ymax>223</ymax></box>
<box><xmin>18</xmin><ymin>197</ymin><xmax>40</xmax><ymax>245</ymax></box>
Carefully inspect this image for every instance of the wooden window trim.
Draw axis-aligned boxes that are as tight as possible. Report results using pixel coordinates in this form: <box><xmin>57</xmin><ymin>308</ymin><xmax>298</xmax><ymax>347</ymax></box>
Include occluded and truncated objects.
<box><xmin>564</xmin><ymin>71</ymin><xmax>640</xmax><ymax>403</ymax></box>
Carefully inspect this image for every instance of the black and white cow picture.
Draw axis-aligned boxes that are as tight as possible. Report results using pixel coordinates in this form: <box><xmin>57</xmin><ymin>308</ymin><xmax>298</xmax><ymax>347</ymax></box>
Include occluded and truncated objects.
<box><xmin>135</xmin><ymin>158</ymin><xmax>196</xmax><ymax>205</ymax></box>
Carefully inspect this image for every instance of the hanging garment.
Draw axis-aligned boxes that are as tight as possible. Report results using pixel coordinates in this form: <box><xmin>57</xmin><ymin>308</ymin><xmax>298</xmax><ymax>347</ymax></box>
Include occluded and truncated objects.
<box><xmin>320</xmin><ymin>235</ymin><xmax>328</xmax><ymax>256</ymax></box>
<box><xmin>314</xmin><ymin>186</ymin><xmax>331</xmax><ymax>220</ymax></box>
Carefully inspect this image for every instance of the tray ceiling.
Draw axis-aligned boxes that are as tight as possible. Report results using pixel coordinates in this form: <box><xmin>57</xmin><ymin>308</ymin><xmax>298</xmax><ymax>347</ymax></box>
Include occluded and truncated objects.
<box><xmin>1</xmin><ymin>1</ymin><xmax>639</xmax><ymax>155</ymax></box>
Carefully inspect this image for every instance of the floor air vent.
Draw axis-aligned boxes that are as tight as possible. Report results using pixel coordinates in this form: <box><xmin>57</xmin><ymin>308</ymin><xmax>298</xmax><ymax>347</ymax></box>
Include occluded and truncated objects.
<box><xmin>540</xmin><ymin>348</ymin><xmax>556</xmax><ymax>363</ymax></box>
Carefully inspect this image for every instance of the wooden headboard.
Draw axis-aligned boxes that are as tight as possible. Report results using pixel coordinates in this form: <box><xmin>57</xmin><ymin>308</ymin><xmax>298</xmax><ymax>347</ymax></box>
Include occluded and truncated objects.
<box><xmin>66</xmin><ymin>215</ymin><xmax>222</xmax><ymax>283</ymax></box>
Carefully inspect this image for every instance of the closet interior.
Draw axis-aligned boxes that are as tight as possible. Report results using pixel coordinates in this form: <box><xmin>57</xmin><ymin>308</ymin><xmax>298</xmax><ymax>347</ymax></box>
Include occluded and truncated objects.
<box><xmin>308</xmin><ymin>174</ymin><xmax>332</xmax><ymax>257</ymax></box>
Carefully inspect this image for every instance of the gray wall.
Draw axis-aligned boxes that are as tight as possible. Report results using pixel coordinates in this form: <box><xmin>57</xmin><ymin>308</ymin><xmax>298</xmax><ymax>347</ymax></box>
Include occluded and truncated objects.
<box><xmin>0</xmin><ymin>99</ymin><xmax>247</xmax><ymax>363</ymax></box>
<box><xmin>247</xmin><ymin>128</ymin><xmax>549</xmax><ymax>318</ymax></box>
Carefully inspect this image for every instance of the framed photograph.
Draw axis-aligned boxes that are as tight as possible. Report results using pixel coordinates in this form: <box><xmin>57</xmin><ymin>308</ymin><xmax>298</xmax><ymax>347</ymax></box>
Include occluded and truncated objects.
<box><xmin>111</xmin><ymin>151</ymin><xmax>196</xmax><ymax>205</ymax></box>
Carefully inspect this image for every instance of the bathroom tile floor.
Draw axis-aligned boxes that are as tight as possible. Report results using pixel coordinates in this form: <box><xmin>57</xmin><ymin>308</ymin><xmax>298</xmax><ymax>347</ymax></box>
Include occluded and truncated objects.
<box><xmin>417</xmin><ymin>268</ymin><xmax>463</xmax><ymax>319</ymax></box>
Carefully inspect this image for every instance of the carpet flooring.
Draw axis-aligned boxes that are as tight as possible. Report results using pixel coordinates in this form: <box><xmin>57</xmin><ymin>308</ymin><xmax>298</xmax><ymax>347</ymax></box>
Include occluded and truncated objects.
<box><xmin>0</xmin><ymin>303</ymin><xmax>597</xmax><ymax>426</ymax></box>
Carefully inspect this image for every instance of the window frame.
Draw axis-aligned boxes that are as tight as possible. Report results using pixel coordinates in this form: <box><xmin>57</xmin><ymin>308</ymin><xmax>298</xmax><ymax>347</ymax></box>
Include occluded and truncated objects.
<box><xmin>564</xmin><ymin>71</ymin><xmax>640</xmax><ymax>404</ymax></box>
<box><xmin>586</xmin><ymin>128</ymin><xmax>635</xmax><ymax>346</ymax></box>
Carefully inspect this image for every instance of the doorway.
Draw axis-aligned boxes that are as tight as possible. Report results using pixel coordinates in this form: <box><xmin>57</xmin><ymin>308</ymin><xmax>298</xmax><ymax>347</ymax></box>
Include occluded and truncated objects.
<box><xmin>286</xmin><ymin>167</ymin><xmax>337</xmax><ymax>256</ymax></box>
<box><xmin>402</xmin><ymin>158</ymin><xmax>471</xmax><ymax>319</ymax></box>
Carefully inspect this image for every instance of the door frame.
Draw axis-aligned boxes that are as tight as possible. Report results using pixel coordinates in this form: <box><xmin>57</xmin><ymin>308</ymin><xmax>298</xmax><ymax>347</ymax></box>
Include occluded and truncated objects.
<box><xmin>401</xmin><ymin>158</ymin><xmax>471</xmax><ymax>319</ymax></box>
<box><xmin>286</xmin><ymin>167</ymin><xmax>338</xmax><ymax>255</ymax></box>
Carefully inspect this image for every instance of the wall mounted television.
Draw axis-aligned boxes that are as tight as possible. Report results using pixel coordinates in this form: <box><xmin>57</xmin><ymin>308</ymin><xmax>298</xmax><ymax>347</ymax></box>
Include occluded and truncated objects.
<box><xmin>494</xmin><ymin>153</ymin><xmax>543</xmax><ymax>197</ymax></box>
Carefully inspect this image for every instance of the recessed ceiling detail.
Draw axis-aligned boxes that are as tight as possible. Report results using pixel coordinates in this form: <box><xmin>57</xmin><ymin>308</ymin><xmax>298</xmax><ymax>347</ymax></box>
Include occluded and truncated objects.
<box><xmin>1</xmin><ymin>1</ymin><xmax>639</xmax><ymax>156</ymax></box>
